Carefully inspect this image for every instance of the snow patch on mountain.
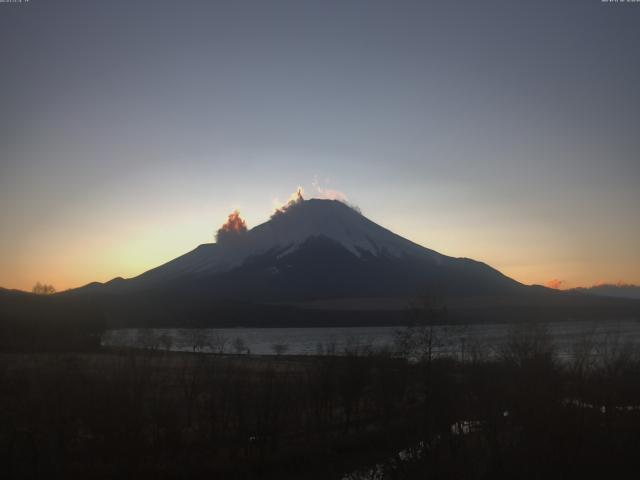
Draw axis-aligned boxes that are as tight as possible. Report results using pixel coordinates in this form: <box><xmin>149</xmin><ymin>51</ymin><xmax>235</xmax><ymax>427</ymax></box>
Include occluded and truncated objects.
<box><xmin>132</xmin><ymin>199</ymin><xmax>444</xmax><ymax>287</ymax></box>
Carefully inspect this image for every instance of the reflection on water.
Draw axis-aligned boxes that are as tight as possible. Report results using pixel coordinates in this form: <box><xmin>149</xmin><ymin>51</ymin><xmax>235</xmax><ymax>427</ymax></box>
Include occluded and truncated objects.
<box><xmin>102</xmin><ymin>319</ymin><xmax>640</xmax><ymax>359</ymax></box>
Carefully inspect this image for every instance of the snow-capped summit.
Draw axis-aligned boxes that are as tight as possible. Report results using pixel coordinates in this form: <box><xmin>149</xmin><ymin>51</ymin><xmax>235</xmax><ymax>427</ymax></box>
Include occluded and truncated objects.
<box><xmin>81</xmin><ymin>198</ymin><xmax>522</xmax><ymax>301</ymax></box>
<box><xmin>126</xmin><ymin>199</ymin><xmax>444</xmax><ymax>288</ymax></box>
<box><xmin>254</xmin><ymin>199</ymin><xmax>442</xmax><ymax>259</ymax></box>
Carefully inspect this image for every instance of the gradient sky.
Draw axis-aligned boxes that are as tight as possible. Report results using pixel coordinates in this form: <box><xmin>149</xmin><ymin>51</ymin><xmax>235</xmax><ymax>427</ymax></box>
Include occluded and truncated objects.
<box><xmin>1</xmin><ymin>0</ymin><xmax>639</xmax><ymax>292</ymax></box>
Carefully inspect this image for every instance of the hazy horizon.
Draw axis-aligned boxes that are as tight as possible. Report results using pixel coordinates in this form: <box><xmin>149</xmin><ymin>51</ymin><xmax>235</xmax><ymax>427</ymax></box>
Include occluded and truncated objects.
<box><xmin>1</xmin><ymin>0</ymin><xmax>639</xmax><ymax>291</ymax></box>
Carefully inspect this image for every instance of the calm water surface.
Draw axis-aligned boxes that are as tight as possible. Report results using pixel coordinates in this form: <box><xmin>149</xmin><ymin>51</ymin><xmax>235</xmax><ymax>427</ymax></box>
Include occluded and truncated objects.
<box><xmin>102</xmin><ymin>319</ymin><xmax>640</xmax><ymax>358</ymax></box>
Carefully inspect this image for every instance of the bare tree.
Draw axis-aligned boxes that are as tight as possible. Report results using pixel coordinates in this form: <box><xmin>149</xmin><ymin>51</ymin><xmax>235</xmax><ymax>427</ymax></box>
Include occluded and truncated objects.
<box><xmin>343</xmin><ymin>335</ymin><xmax>373</xmax><ymax>357</ymax></box>
<box><xmin>272</xmin><ymin>343</ymin><xmax>289</xmax><ymax>356</ymax></box>
<box><xmin>209</xmin><ymin>332</ymin><xmax>228</xmax><ymax>354</ymax></box>
<box><xmin>32</xmin><ymin>282</ymin><xmax>56</xmax><ymax>295</ymax></box>
<box><xmin>394</xmin><ymin>293</ymin><xmax>448</xmax><ymax>440</ymax></box>
<box><xmin>232</xmin><ymin>337</ymin><xmax>247</xmax><ymax>355</ymax></box>
<box><xmin>570</xmin><ymin>326</ymin><xmax>598</xmax><ymax>379</ymax></box>
<box><xmin>188</xmin><ymin>328</ymin><xmax>208</xmax><ymax>353</ymax></box>
<box><xmin>498</xmin><ymin>322</ymin><xmax>556</xmax><ymax>369</ymax></box>
<box><xmin>177</xmin><ymin>356</ymin><xmax>207</xmax><ymax>429</ymax></box>
<box><xmin>394</xmin><ymin>294</ymin><xmax>448</xmax><ymax>363</ymax></box>
<box><xmin>135</xmin><ymin>329</ymin><xmax>160</xmax><ymax>351</ymax></box>
<box><xmin>158</xmin><ymin>333</ymin><xmax>173</xmax><ymax>352</ymax></box>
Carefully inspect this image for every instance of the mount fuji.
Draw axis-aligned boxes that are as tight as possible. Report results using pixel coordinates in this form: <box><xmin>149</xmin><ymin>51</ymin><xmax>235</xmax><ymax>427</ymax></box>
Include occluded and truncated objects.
<box><xmin>66</xmin><ymin>199</ymin><xmax>638</xmax><ymax>327</ymax></box>
<box><xmin>81</xmin><ymin>199</ymin><xmax>522</xmax><ymax>297</ymax></box>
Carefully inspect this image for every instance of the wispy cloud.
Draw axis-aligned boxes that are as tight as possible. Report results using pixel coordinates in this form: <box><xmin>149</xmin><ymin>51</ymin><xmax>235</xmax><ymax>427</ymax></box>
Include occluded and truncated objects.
<box><xmin>272</xmin><ymin>187</ymin><xmax>304</xmax><ymax>218</ymax></box>
<box><xmin>312</xmin><ymin>177</ymin><xmax>348</xmax><ymax>202</ymax></box>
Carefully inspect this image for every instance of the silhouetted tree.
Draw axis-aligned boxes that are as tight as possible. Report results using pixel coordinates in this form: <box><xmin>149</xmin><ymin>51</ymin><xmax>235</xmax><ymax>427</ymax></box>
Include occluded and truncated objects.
<box><xmin>188</xmin><ymin>328</ymin><xmax>208</xmax><ymax>352</ymax></box>
<box><xmin>210</xmin><ymin>332</ymin><xmax>228</xmax><ymax>354</ymax></box>
<box><xmin>32</xmin><ymin>282</ymin><xmax>56</xmax><ymax>295</ymax></box>
<box><xmin>272</xmin><ymin>343</ymin><xmax>289</xmax><ymax>356</ymax></box>
<box><xmin>233</xmin><ymin>337</ymin><xmax>247</xmax><ymax>354</ymax></box>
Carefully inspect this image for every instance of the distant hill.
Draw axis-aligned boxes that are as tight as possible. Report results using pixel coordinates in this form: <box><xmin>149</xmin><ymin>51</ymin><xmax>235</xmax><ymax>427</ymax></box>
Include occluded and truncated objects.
<box><xmin>0</xmin><ymin>287</ymin><xmax>104</xmax><ymax>351</ymax></box>
<box><xmin>572</xmin><ymin>284</ymin><xmax>640</xmax><ymax>301</ymax></box>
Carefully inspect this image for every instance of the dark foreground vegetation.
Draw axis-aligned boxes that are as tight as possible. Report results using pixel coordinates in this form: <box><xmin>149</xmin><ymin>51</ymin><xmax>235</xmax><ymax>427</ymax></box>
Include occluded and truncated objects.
<box><xmin>0</xmin><ymin>289</ymin><xmax>104</xmax><ymax>352</ymax></box>
<box><xmin>1</xmin><ymin>319</ymin><xmax>640</xmax><ymax>479</ymax></box>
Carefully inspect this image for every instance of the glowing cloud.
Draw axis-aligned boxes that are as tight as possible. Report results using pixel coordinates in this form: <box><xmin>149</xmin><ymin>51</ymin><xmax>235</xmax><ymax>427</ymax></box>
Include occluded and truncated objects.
<box><xmin>546</xmin><ymin>278</ymin><xmax>565</xmax><ymax>290</ymax></box>
<box><xmin>312</xmin><ymin>177</ymin><xmax>348</xmax><ymax>202</ymax></box>
<box><xmin>215</xmin><ymin>210</ymin><xmax>248</xmax><ymax>243</ymax></box>
<box><xmin>272</xmin><ymin>187</ymin><xmax>304</xmax><ymax>218</ymax></box>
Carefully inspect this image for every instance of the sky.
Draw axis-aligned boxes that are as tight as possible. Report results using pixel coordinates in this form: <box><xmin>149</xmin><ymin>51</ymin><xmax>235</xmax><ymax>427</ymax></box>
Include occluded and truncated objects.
<box><xmin>1</xmin><ymin>0</ymin><xmax>639</xmax><ymax>292</ymax></box>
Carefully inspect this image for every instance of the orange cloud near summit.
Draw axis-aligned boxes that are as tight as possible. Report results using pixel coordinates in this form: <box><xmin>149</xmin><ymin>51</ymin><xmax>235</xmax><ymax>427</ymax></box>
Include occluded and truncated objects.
<box><xmin>546</xmin><ymin>278</ymin><xmax>566</xmax><ymax>289</ymax></box>
<box><xmin>272</xmin><ymin>187</ymin><xmax>304</xmax><ymax>218</ymax></box>
<box><xmin>216</xmin><ymin>210</ymin><xmax>247</xmax><ymax>242</ymax></box>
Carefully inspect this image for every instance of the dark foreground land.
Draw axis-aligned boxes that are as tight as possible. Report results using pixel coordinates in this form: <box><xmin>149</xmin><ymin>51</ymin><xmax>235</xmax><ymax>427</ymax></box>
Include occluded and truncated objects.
<box><xmin>2</xmin><ymin>323</ymin><xmax>640</xmax><ymax>480</ymax></box>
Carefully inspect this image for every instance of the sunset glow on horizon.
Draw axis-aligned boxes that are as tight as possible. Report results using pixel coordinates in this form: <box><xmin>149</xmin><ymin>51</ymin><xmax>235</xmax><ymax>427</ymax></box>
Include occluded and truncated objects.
<box><xmin>1</xmin><ymin>186</ymin><xmax>638</xmax><ymax>293</ymax></box>
<box><xmin>1</xmin><ymin>1</ymin><xmax>638</xmax><ymax>293</ymax></box>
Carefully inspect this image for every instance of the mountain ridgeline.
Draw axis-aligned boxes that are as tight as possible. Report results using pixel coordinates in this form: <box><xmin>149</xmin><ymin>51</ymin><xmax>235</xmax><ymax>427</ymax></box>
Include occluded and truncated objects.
<box><xmin>82</xmin><ymin>199</ymin><xmax>523</xmax><ymax>298</ymax></box>
<box><xmin>49</xmin><ymin>199</ymin><xmax>636</xmax><ymax>327</ymax></box>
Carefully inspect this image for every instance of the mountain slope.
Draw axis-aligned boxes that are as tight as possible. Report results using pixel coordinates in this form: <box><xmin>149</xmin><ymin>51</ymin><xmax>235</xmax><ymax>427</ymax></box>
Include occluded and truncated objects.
<box><xmin>83</xmin><ymin>199</ymin><xmax>522</xmax><ymax>298</ymax></box>
<box><xmin>59</xmin><ymin>199</ymin><xmax>640</xmax><ymax>326</ymax></box>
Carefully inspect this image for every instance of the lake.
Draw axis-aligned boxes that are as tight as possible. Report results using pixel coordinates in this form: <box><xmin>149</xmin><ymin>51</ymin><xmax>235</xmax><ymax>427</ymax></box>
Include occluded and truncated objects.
<box><xmin>102</xmin><ymin>318</ymin><xmax>640</xmax><ymax>359</ymax></box>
